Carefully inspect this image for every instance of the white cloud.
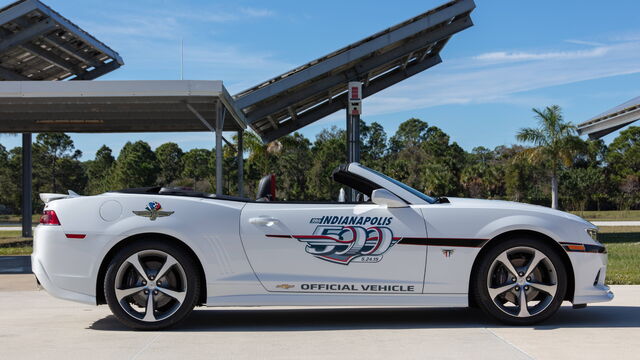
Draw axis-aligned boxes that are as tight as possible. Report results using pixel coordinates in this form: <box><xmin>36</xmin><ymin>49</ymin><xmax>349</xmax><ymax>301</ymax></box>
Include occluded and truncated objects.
<box><xmin>564</xmin><ymin>39</ymin><xmax>606</xmax><ymax>47</ymax></box>
<box><xmin>240</xmin><ymin>7</ymin><xmax>276</xmax><ymax>18</ymax></box>
<box><xmin>358</xmin><ymin>39</ymin><xmax>640</xmax><ymax>116</ymax></box>
<box><xmin>473</xmin><ymin>47</ymin><xmax>609</xmax><ymax>63</ymax></box>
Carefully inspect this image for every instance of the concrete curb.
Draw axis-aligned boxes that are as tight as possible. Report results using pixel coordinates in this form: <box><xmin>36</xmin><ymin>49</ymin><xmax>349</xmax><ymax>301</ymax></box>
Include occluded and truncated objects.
<box><xmin>0</xmin><ymin>256</ymin><xmax>31</xmax><ymax>274</ymax></box>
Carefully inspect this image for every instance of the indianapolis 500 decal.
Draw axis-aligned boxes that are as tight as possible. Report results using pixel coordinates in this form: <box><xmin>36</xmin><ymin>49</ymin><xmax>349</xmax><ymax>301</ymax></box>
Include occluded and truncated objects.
<box><xmin>294</xmin><ymin>217</ymin><xmax>402</xmax><ymax>264</ymax></box>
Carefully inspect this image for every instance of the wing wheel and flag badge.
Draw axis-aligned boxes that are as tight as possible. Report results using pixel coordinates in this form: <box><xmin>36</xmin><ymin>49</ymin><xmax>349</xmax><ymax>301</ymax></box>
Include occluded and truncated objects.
<box><xmin>133</xmin><ymin>201</ymin><xmax>174</xmax><ymax>221</ymax></box>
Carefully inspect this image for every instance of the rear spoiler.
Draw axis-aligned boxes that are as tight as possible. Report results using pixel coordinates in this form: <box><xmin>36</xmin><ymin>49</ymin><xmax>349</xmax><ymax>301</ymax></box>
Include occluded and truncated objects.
<box><xmin>40</xmin><ymin>190</ymin><xmax>81</xmax><ymax>204</ymax></box>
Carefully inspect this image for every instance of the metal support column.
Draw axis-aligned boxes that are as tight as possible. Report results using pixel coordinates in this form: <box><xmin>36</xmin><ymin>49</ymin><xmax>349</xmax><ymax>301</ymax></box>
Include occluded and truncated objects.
<box><xmin>237</xmin><ymin>130</ymin><xmax>244</xmax><ymax>198</ymax></box>
<box><xmin>346</xmin><ymin>82</ymin><xmax>362</xmax><ymax>202</ymax></box>
<box><xmin>215</xmin><ymin>101</ymin><xmax>226</xmax><ymax>196</ymax></box>
<box><xmin>21</xmin><ymin>133</ymin><xmax>32</xmax><ymax>238</ymax></box>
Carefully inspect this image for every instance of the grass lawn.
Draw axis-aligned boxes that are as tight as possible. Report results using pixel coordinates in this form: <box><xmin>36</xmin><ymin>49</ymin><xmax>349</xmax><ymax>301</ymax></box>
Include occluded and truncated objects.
<box><xmin>570</xmin><ymin>210</ymin><xmax>640</xmax><ymax>221</ymax></box>
<box><xmin>0</xmin><ymin>230</ymin><xmax>32</xmax><ymax>255</ymax></box>
<box><xmin>0</xmin><ymin>246</ymin><xmax>32</xmax><ymax>256</ymax></box>
<box><xmin>598</xmin><ymin>226</ymin><xmax>640</xmax><ymax>285</ymax></box>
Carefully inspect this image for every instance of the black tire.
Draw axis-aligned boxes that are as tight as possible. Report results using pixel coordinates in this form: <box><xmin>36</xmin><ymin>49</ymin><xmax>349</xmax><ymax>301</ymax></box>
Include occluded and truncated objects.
<box><xmin>472</xmin><ymin>237</ymin><xmax>567</xmax><ymax>325</ymax></box>
<box><xmin>104</xmin><ymin>238</ymin><xmax>201</xmax><ymax>330</ymax></box>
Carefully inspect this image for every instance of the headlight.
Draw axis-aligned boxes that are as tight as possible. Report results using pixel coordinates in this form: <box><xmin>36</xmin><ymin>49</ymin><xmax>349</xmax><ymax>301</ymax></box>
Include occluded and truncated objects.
<box><xmin>587</xmin><ymin>228</ymin><xmax>599</xmax><ymax>242</ymax></box>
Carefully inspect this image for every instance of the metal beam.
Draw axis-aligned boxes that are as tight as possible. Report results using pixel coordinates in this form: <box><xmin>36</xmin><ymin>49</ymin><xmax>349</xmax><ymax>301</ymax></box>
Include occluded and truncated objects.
<box><xmin>186</xmin><ymin>102</ymin><xmax>235</xmax><ymax>147</ymax></box>
<box><xmin>20</xmin><ymin>43</ymin><xmax>82</xmax><ymax>74</ymax></box>
<box><xmin>21</xmin><ymin>133</ymin><xmax>32</xmax><ymax>238</ymax></box>
<box><xmin>42</xmin><ymin>35</ymin><xmax>102</xmax><ymax>68</ymax></box>
<box><xmin>261</xmin><ymin>54</ymin><xmax>442</xmax><ymax>143</ymax></box>
<box><xmin>70</xmin><ymin>60</ymin><xmax>120</xmax><ymax>80</ymax></box>
<box><xmin>215</xmin><ymin>101</ymin><xmax>226</xmax><ymax>196</ymax></box>
<box><xmin>237</xmin><ymin>130</ymin><xmax>244</xmax><ymax>198</ymax></box>
<box><xmin>244</xmin><ymin>15</ymin><xmax>472</xmax><ymax>123</ymax></box>
<box><xmin>0</xmin><ymin>19</ymin><xmax>57</xmax><ymax>53</ymax></box>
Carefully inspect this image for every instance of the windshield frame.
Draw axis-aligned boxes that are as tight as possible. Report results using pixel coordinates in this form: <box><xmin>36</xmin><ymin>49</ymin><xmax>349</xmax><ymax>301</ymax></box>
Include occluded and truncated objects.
<box><xmin>347</xmin><ymin>163</ymin><xmax>436</xmax><ymax>205</ymax></box>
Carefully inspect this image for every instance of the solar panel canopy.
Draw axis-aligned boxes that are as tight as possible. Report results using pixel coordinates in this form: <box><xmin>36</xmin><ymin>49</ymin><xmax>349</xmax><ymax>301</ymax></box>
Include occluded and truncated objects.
<box><xmin>0</xmin><ymin>0</ymin><xmax>123</xmax><ymax>81</ymax></box>
<box><xmin>577</xmin><ymin>96</ymin><xmax>640</xmax><ymax>139</ymax></box>
<box><xmin>0</xmin><ymin>80</ymin><xmax>247</xmax><ymax>133</ymax></box>
<box><xmin>234</xmin><ymin>0</ymin><xmax>475</xmax><ymax>143</ymax></box>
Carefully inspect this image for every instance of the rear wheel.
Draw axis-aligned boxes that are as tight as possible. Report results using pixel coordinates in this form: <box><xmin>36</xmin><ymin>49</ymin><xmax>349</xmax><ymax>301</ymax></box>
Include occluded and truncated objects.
<box><xmin>104</xmin><ymin>240</ymin><xmax>201</xmax><ymax>330</ymax></box>
<box><xmin>473</xmin><ymin>238</ymin><xmax>567</xmax><ymax>325</ymax></box>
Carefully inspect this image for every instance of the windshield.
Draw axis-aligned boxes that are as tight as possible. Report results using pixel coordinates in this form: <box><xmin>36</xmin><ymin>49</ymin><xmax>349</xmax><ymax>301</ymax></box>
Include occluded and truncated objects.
<box><xmin>359</xmin><ymin>165</ymin><xmax>436</xmax><ymax>204</ymax></box>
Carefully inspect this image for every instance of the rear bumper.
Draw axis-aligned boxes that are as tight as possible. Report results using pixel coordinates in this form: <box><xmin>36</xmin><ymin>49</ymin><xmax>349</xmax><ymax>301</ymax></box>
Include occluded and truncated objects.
<box><xmin>569</xmin><ymin>251</ymin><xmax>614</xmax><ymax>305</ymax></box>
<box><xmin>31</xmin><ymin>225</ymin><xmax>97</xmax><ymax>305</ymax></box>
<box><xmin>32</xmin><ymin>254</ymin><xmax>95</xmax><ymax>305</ymax></box>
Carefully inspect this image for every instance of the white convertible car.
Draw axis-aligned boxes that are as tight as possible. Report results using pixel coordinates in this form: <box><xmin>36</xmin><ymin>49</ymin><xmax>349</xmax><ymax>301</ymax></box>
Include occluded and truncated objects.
<box><xmin>32</xmin><ymin>163</ymin><xmax>612</xmax><ymax>330</ymax></box>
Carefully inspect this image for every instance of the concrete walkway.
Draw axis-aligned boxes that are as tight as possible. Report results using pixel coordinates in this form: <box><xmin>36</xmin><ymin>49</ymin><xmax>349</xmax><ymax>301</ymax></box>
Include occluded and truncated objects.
<box><xmin>0</xmin><ymin>275</ymin><xmax>637</xmax><ymax>360</ymax></box>
<box><xmin>0</xmin><ymin>226</ymin><xmax>34</xmax><ymax>231</ymax></box>
<box><xmin>592</xmin><ymin>221</ymin><xmax>640</xmax><ymax>226</ymax></box>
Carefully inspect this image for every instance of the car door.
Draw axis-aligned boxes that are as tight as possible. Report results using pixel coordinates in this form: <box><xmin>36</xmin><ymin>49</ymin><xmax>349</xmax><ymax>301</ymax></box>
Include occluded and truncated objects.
<box><xmin>240</xmin><ymin>202</ymin><xmax>427</xmax><ymax>294</ymax></box>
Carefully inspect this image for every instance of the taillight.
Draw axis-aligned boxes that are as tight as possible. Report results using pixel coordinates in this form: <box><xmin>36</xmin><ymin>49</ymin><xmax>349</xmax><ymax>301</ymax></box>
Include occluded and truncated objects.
<box><xmin>40</xmin><ymin>210</ymin><xmax>61</xmax><ymax>226</ymax></box>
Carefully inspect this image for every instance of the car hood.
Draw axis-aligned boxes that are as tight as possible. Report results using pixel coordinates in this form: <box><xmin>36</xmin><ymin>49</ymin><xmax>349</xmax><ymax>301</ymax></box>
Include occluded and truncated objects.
<box><xmin>444</xmin><ymin>197</ymin><xmax>593</xmax><ymax>225</ymax></box>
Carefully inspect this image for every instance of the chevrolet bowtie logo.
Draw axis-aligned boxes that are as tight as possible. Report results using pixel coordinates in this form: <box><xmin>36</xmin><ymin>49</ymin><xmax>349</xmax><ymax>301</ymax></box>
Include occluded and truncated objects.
<box><xmin>276</xmin><ymin>284</ymin><xmax>295</xmax><ymax>289</ymax></box>
<box><xmin>133</xmin><ymin>201</ymin><xmax>174</xmax><ymax>221</ymax></box>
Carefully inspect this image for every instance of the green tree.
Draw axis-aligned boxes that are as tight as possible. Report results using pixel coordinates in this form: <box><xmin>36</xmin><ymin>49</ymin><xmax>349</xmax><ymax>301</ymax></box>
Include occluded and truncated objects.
<box><xmin>607</xmin><ymin>126</ymin><xmax>640</xmax><ymax>178</ymax></box>
<box><xmin>155</xmin><ymin>142</ymin><xmax>184</xmax><ymax>185</ymax></box>
<box><xmin>516</xmin><ymin>105</ymin><xmax>582</xmax><ymax>209</ymax></box>
<box><xmin>112</xmin><ymin>141</ymin><xmax>159</xmax><ymax>189</ymax></box>
<box><xmin>361</xmin><ymin>121</ymin><xmax>387</xmax><ymax>168</ymax></box>
<box><xmin>274</xmin><ymin>133</ymin><xmax>312</xmax><ymax>200</ymax></box>
<box><xmin>35</xmin><ymin>133</ymin><xmax>81</xmax><ymax>193</ymax></box>
<box><xmin>560</xmin><ymin>167</ymin><xmax>606</xmax><ymax>212</ymax></box>
<box><xmin>389</xmin><ymin>117</ymin><xmax>428</xmax><ymax>152</ymax></box>
<box><xmin>182</xmin><ymin>148</ymin><xmax>212</xmax><ymax>191</ymax></box>
<box><xmin>307</xmin><ymin>127</ymin><xmax>346</xmax><ymax>200</ymax></box>
<box><xmin>85</xmin><ymin>145</ymin><xmax>115</xmax><ymax>194</ymax></box>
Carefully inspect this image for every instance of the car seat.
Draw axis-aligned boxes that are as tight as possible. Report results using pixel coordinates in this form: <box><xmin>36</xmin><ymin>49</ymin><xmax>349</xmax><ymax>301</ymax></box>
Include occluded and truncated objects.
<box><xmin>256</xmin><ymin>174</ymin><xmax>276</xmax><ymax>201</ymax></box>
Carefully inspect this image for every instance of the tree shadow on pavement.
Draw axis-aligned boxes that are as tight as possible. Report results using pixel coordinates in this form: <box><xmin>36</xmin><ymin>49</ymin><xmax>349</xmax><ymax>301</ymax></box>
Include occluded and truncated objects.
<box><xmin>89</xmin><ymin>305</ymin><xmax>640</xmax><ymax>332</ymax></box>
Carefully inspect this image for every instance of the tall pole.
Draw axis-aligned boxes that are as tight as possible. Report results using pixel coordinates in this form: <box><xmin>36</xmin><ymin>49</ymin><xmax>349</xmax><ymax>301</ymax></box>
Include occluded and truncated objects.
<box><xmin>237</xmin><ymin>130</ymin><xmax>244</xmax><ymax>198</ymax></box>
<box><xmin>21</xmin><ymin>133</ymin><xmax>32</xmax><ymax>238</ymax></box>
<box><xmin>215</xmin><ymin>101</ymin><xmax>225</xmax><ymax>196</ymax></box>
<box><xmin>346</xmin><ymin>82</ymin><xmax>362</xmax><ymax>202</ymax></box>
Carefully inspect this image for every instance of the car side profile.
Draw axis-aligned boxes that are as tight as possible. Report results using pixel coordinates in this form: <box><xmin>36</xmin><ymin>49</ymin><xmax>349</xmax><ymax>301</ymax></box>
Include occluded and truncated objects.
<box><xmin>32</xmin><ymin>163</ymin><xmax>613</xmax><ymax>330</ymax></box>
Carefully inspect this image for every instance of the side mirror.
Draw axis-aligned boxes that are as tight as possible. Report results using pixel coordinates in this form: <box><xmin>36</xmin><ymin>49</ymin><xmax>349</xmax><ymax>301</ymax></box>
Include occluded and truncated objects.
<box><xmin>371</xmin><ymin>189</ymin><xmax>407</xmax><ymax>208</ymax></box>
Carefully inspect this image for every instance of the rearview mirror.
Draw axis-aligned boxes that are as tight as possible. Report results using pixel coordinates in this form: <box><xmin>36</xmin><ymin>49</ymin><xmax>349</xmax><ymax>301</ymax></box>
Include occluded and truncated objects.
<box><xmin>371</xmin><ymin>189</ymin><xmax>407</xmax><ymax>208</ymax></box>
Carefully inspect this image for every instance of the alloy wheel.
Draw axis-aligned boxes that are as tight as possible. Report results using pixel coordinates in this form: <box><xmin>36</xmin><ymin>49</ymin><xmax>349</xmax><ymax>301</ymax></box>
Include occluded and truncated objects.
<box><xmin>486</xmin><ymin>246</ymin><xmax>558</xmax><ymax>318</ymax></box>
<box><xmin>114</xmin><ymin>249</ymin><xmax>187</xmax><ymax>322</ymax></box>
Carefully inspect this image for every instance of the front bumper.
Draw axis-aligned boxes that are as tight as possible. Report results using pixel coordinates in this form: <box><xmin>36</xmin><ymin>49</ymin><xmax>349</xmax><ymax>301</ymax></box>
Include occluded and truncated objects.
<box><xmin>569</xmin><ymin>251</ymin><xmax>614</xmax><ymax>305</ymax></box>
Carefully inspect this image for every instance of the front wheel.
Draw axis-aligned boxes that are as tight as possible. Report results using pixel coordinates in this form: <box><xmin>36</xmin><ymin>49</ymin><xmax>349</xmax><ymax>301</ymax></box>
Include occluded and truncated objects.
<box><xmin>104</xmin><ymin>239</ymin><xmax>201</xmax><ymax>330</ymax></box>
<box><xmin>472</xmin><ymin>238</ymin><xmax>567</xmax><ymax>325</ymax></box>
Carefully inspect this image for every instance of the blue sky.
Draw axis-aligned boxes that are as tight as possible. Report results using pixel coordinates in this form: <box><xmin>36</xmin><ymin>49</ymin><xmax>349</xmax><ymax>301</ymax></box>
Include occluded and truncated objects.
<box><xmin>2</xmin><ymin>0</ymin><xmax>640</xmax><ymax>158</ymax></box>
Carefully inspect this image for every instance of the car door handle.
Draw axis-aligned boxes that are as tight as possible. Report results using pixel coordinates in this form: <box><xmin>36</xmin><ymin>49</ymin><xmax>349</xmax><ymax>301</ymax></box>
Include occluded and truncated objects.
<box><xmin>249</xmin><ymin>216</ymin><xmax>280</xmax><ymax>226</ymax></box>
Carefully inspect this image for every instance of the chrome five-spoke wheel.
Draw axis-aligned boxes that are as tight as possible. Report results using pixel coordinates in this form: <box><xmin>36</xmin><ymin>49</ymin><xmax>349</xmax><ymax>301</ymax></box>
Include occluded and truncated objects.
<box><xmin>473</xmin><ymin>238</ymin><xmax>567</xmax><ymax>325</ymax></box>
<box><xmin>115</xmin><ymin>250</ymin><xmax>187</xmax><ymax>322</ymax></box>
<box><xmin>105</xmin><ymin>240</ymin><xmax>201</xmax><ymax>330</ymax></box>
<box><xmin>487</xmin><ymin>246</ymin><xmax>558</xmax><ymax>318</ymax></box>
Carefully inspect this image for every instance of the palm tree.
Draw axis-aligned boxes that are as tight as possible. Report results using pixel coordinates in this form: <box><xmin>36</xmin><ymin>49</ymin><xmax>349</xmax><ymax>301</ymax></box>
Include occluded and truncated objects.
<box><xmin>516</xmin><ymin>105</ymin><xmax>582</xmax><ymax>209</ymax></box>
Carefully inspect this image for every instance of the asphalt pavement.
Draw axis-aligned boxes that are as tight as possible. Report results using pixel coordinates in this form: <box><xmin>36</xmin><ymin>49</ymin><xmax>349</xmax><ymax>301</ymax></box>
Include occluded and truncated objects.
<box><xmin>0</xmin><ymin>275</ymin><xmax>638</xmax><ymax>360</ymax></box>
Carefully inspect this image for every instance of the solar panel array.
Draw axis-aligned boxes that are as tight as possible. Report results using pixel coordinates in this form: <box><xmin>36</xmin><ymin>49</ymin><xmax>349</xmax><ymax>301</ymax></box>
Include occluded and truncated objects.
<box><xmin>578</xmin><ymin>96</ymin><xmax>640</xmax><ymax>138</ymax></box>
<box><xmin>234</xmin><ymin>0</ymin><xmax>475</xmax><ymax>143</ymax></box>
<box><xmin>0</xmin><ymin>0</ymin><xmax>123</xmax><ymax>81</ymax></box>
